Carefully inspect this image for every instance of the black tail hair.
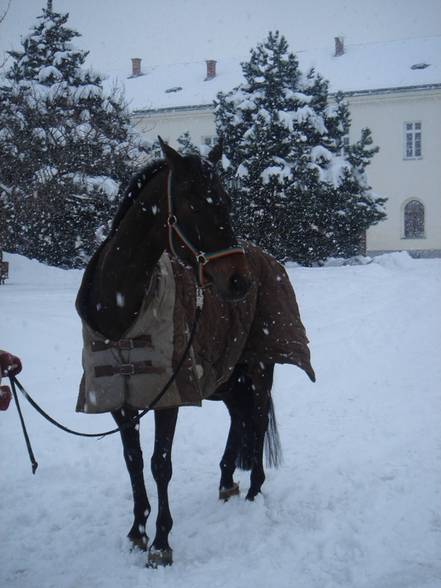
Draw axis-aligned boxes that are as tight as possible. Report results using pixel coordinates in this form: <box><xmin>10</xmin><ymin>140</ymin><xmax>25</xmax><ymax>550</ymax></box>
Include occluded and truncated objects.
<box><xmin>235</xmin><ymin>393</ymin><xmax>282</xmax><ymax>471</ymax></box>
<box><xmin>264</xmin><ymin>396</ymin><xmax>283</xmax><ymax>468</ymax></box>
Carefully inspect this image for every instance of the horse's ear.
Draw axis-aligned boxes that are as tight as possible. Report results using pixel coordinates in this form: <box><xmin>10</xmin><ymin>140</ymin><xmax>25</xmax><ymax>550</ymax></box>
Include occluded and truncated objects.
<box><xmin>208</xmin><ymin>139</ymin><xmax>223</xmax><ymax>164</ymax></box>
<box><xmin>158</xmin><ymin>136</ymin><xmax>184</xmax><ymax>172</ymax></box>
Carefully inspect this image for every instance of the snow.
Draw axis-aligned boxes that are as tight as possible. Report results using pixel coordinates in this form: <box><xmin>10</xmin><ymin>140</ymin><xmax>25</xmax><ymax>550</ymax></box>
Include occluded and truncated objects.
<box><xmin>316</xmin><ymin>154</ymin><xmax>350</xmax><ymax>188</ymax></box>
<box><xmin>1</xmin><ymin>251</ymin><xmax>440</xmax><ymax>587</ymax></box>
<box><xmin>38</xmin><ymin>65</ymin><xmax>63</xmax><ymax>82</ymax></box>
<box><xmin>261</xmin><ymin>163</ymin><xmax>291</xmax><ymax>184</ymax></box>
<box><xmin>120</xmin><ymin>36</ymin><xmax>441</xmax><ymax>112</ymax></box>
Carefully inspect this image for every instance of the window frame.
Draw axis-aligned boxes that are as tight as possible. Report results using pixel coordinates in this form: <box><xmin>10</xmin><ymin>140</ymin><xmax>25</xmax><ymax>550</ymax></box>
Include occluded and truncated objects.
<box><xmin>403</xmin><ymin>121</ymin><xmax>422</xmax><ymax>160</ymax></box>
<box><xmin>402</xmin><ymin>198</ymin><xmax>425</xmax><ymax>239</ymax></box>
<box><xmin>339</xmin><ymin>134</ymin><xmax>350</xmax><ymax>156</ymax></box>
<box><xmin>201</xmin><ymin>135</ymin><xmax>217</xmax><ymax>148</ymax></box>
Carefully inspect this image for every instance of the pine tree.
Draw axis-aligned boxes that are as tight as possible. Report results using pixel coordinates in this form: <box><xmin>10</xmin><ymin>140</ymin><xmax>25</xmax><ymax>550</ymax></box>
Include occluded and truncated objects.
<box><xmin>215</xmin><ymin>31</ymin><xmax>386</xmax><ymax>264</ymax></box>
<box><xmin>176</xmin><ymin>131</ymin><xmax>200</xmax><ymax>155</ymax></box>
<box><xmin>0</xmin><ymin>4</ymin><xmax>147</xmax><ymax>268</ymax></box>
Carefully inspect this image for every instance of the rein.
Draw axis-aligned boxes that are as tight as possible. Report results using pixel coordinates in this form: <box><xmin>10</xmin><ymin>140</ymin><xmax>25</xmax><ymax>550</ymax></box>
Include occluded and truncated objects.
<box><xmin>166</xmin><ymin>169</ymin><xmax>245</xmax><ymax>286</ymax></box>
<box><xmin>11</xmin><ymin>294</ymin><xmax>203</xmax><ymax>474</ymax></box>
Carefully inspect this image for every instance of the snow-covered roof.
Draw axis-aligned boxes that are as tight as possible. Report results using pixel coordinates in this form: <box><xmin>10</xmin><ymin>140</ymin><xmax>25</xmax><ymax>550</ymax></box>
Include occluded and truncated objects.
<box><xmin>114</xmin><ymin>36</ymin><xmax>441</xmax><ymax>113</ymax></box>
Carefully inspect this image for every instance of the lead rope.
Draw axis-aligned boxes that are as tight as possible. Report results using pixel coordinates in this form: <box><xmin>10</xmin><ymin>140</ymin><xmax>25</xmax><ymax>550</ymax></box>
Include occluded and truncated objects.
<box><xmin>10</xmin><ymin>292</ymin><xmax>204</xmax><ymax>474</ymax></box>
<box><xmin>11</xmin><ymin>377</ymin><xmax>38</xmax><ymax>474</ymax></box>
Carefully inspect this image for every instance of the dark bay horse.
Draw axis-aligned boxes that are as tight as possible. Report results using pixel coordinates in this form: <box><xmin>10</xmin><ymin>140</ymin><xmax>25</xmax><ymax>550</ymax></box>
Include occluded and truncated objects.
<box><xmin>76</xmin><ymin>138</ymin><xmax>314</xmax><ymax>567</ymax></box>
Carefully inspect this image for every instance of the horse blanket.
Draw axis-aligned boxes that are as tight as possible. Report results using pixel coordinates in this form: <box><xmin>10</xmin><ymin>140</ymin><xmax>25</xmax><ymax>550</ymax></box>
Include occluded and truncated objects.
<box><xmin>76</xmin><ymin>243</ymin><xmax>315</xmax><ymax>413</ymax></box>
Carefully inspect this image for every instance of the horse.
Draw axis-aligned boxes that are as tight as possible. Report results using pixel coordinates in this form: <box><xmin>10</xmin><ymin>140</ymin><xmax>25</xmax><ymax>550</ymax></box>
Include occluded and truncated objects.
<box><xmin>75</xmin><ymin>138</ymin><xmax>315</xmax><ymax>567</ymax></box>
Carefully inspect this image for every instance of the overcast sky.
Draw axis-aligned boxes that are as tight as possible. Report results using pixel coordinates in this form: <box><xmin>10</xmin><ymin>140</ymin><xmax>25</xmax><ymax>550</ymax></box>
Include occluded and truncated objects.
<box><xmin>1</xmin><ymin>0</ymin><xmax>441</xmax><ymax>76</ymax></box>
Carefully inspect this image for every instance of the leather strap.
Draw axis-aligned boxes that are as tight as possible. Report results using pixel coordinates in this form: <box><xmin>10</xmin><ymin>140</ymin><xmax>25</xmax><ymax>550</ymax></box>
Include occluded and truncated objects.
<box><xmin>94</xmin><ymin>361</ymin><xmax>164</xmax><ymax>378</ymax></box>
<box><xmin>91</xmin><ymin>335</ymin><xmax>152</xmax><ymax>352</ymax></box>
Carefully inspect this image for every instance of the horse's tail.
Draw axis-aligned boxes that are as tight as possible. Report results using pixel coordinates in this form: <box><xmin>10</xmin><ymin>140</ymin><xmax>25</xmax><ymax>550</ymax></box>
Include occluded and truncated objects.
<box><xmin>264</xmin><ymin>395</ymin><xmax>282</xmax><ymax>468</ymax></box>
<box><xmin>235</xmin><ymin>392</ymin><xmax>282</xmax><ymax>471</ymax></box>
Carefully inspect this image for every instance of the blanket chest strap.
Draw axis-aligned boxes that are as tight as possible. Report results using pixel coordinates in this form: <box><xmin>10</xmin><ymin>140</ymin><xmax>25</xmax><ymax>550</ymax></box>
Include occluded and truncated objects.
<box><xmin>91</xmin><ymin>335</ymin><xmax>152</xmax><ymax>352</ymax></box>
<box><xmin>94</xmin><ymin>361</ymin><xmax>164</xmax><ymax>378</ymax></box>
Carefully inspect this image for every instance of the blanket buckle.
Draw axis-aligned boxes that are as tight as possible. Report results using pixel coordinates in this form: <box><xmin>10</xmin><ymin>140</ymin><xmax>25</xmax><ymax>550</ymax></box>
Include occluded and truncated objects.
<box><xmin>196</xmin><ymin>286</ymin><xmax>204</xmax><ymax>310</ymax></box>
<box><xmin>119</xmin><ymin>363</ymin><xmax>136</xmax><ymax>376</ymax></box>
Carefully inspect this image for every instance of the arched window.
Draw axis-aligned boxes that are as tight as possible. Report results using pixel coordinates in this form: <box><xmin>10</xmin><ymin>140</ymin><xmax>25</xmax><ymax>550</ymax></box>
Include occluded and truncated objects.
<box><xmin>404</xmin><ymin>200</ymin><xmax>425</xmax><ymax>239</ymax></box>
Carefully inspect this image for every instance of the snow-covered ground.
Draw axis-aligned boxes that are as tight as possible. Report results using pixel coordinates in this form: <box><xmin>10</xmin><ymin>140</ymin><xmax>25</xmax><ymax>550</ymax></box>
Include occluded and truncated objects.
<box><xmin>1</xmin><ymin>252</ymin><xmax>440</xmax><ymax>588</ymax></box>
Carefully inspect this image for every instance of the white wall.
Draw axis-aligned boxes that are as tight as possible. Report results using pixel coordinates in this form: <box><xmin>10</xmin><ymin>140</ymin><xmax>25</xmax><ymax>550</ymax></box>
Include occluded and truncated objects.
<box><xmin>348</xmin><ymin>89</ymin><xmax>441</xmax><ymax>254</ymax></box>
<box><xmin>132</xmin><ymin>109</ymin><xmax>216</xmax><ymax>150</ymax></box>
<box><xmin>132</xmin><ymin>87</ymin><xmax>441</xmax><ymax>255</ymax></box>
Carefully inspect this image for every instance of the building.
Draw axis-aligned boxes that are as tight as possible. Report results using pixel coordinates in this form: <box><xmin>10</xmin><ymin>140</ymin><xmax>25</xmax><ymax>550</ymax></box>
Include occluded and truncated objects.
<box><xmin>121</xmin><ymin>36</ymin><xmax>441</xmax><ymax>257</ymax></box>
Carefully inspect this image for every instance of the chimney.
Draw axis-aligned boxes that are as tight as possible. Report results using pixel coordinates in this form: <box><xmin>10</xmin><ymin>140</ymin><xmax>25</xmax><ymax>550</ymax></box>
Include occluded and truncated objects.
<box><xmin>131</xmin><ymin>57</ymin><xmax>142</xmax><ymax>77</ymax></box>
<box><xmin>334</xmin><ymin>36</ymin><xmax>344</xmax><ymax>57</ymax></box>
<box><xmin>205</xmin><ymin>59</ymin><xmax>217</xmax><ymax>81</ymax></box>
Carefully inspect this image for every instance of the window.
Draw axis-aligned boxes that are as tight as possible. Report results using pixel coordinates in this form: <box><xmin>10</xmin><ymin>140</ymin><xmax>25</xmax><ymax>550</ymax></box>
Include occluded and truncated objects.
<box><xmin>226</xmin><ymin>177</ymin><xmax>241</xmax><ymax>191</ymax></box>
<box><xmin>404</xmin><ymin>122</ymin><xmax>422</xmax><ymax>159</ymax></box>
<box><xmin>340</xmin><ymin>134</ymin><xmax>350</xmax><ymax>155</ymax></box>
<box><xmin>404</xmin><ymin>200</ymin><xmax>425</xmax><ymax>238</ymax></box>
<box><xmin>201</xmin><ymin>135</ymin><xmax>217</xmax><ymax>147</ymax></box>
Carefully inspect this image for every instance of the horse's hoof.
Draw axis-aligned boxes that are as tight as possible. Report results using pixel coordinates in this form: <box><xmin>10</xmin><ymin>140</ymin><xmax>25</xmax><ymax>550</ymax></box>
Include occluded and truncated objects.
<box><xmin>219</xmin><ymin>482</ymin><xmax>240</xmax><ymax>501</ymax></box>
<box><xmin>128</xmin><ymin>533</ymin><xmax>148</xmax><ymax>552</ymax></box>
<box><xmin>146</xmin><ymin>547</ymin><xmax>173</xmax><ymax>568</ymax></box>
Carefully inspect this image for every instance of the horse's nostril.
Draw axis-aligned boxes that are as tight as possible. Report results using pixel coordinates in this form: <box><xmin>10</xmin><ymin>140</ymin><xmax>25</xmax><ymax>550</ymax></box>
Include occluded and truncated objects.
<box><xmin>229</xmin><ymin>273</ymin><xmax>250</xmax><ymax>298</ymax></box>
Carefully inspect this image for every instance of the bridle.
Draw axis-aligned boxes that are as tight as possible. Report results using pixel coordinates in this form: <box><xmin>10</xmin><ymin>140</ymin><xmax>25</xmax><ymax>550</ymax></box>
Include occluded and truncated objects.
<box><xmin>166</xmin><ymin>168</ymin><xmax>245</xmax><ymax>287</ymax></box>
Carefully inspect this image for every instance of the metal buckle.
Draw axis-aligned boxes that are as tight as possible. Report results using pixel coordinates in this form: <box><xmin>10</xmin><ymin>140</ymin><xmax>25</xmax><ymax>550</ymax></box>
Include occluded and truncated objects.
<box><xmin>167</xmin><ymin>214</ymin><xmax>177</xmax><ymax>226</ymax></box>
<box><xmin>197</xmin><ymin>253</ymin><xmax>208</xmax><ymax>265</ymax></box>
<box><xmin>196</xmin><ymin>286</ymin><xmax>205</xmax><ymax>309</ymax></box>
<box><xmin>119</xmin><ymin>363</ymin><xmax>136</xmax><ymax>376</ymax></box>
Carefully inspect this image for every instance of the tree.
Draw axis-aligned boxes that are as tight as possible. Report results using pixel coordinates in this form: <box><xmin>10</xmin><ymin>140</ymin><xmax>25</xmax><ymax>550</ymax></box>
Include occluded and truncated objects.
<box><xmin>0</xmin><ymin>3</ymin><xmax>147</xmax><ymax>268</ymax></box>
<box><xmin>0</xmin><ymin>0</ymin><xmax>11</xmax><ymax>68</ymax></box>
<box><xmin>176</xmin><ymin>131</ymin><xmax>200</xmax><ymax>155</ymax></box>
<box><xmin>215</xmin><ymin>31</ymin><xmax>386</xmax><ymax>264</ymax></box>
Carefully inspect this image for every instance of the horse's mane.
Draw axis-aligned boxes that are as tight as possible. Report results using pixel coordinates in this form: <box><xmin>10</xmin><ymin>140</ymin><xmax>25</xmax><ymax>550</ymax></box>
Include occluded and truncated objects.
<box><xmin>109</xmin><ymin>152</ymin><xmax>212</xmax><ymax>236</ymax></box>
<box><xmin>109</xmin><ymin>159</ymin><xmax>166</xmax><ymax>234</ymax></box>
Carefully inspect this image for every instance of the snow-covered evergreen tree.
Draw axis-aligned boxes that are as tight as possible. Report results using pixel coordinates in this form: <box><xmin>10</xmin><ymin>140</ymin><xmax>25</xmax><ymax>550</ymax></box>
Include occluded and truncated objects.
<box><xmin>215</xmin><ymin>31</ymin><xmax>386</xmax><ymax>264</ymax></box>
<box><xmin>176</xmin><ymin>131</ymin><xmax>200</xmax><ymax>155</ymax></box>
<box><xmin>0</xmin><ymin>4</ymin><xmax>147</xmax><ymax>268</ymax></box>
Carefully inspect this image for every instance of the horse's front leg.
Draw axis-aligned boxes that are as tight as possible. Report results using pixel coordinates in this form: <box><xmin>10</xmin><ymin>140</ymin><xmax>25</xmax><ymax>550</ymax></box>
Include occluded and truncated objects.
<box><xmin>112</xmin><ymin>407</ymin><xmax>150</xmax><ymax>551</ymax></box>
<box><xmin>148</xmin><ymin>407</ymin><xmax>178</xmax><ymax>568</ymax></box>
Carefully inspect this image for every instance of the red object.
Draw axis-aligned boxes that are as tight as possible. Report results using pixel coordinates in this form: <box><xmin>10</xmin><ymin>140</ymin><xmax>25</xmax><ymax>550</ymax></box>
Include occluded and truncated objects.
<box><xmin>0</xmin><ymin>385</ymin><xmax>12</xmax><ymax>411</ymax></box>
<box><xmin>0</xmin><ymin>352</ymin><xmax>22</xmax><ymax>377</ymax></box>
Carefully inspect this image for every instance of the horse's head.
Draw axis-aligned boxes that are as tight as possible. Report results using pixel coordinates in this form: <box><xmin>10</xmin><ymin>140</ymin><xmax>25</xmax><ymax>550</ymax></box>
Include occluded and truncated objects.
<box><xmin>159</xmin><ymin>137</ymin><xmax>252</xmax><ymax>301</ymax></box>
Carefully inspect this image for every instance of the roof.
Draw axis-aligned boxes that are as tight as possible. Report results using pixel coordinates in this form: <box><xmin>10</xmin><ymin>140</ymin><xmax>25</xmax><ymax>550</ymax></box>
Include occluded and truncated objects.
<box><xmin>112</xmin><ymin>36</ymin><xmax>441</xmax><ymax>113</ymax></box>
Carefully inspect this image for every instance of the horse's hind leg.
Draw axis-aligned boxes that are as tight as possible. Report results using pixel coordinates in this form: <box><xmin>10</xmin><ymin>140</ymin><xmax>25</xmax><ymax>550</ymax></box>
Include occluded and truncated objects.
<box><xmin>148</xmin><ymin>407</ymin><xmax>178</xmax><ymax>568</ymax></box>
<box><xmin>112</xmin><ymin>407</ymin><xmax>150</xmax><ymax>551</ymax></box>
<box><xmin>218</xmin><ymin>367</ymin><xmax>252</xmax><ymax>500</ymax></box>
<box><xmin>218</xmin><ymin>411</ymin><xmax>242</xmax><ymax>499</ymax></box>
<box><xmin>219</xmin><ymin>363</ymin><xmax>279</xmax><ymax>501</ymax></box>
<box><xmin>246</xmin><ymin>362</ymin><xmax>277</xmax><ymax>501</ymax></box>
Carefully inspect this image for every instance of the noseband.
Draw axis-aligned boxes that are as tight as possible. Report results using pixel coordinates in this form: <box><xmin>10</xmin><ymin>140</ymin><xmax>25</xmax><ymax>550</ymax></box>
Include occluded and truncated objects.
<box><xmin>166</xmin><ymin>169</ymin><xmax>245</xmax><ymax>287</ymax></box>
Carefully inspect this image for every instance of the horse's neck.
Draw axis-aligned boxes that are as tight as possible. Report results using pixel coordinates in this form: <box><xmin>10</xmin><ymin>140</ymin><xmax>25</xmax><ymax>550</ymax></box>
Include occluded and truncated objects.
<box><xmin>87</xmin><ymin>178</ymin><xmax>167</xmax><ymax>339</ymax></box>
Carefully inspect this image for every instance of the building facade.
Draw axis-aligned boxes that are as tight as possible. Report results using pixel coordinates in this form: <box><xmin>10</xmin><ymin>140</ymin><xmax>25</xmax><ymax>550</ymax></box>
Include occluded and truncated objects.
<box><xmin>347</xmin><ymin>86</ymin><xmax>441</xmax><ymax>256</ymax></box>
<box><xmin>124</xmin><ymin>38</ymin><xmax>441</xmax><ymax>257</ymax></box>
